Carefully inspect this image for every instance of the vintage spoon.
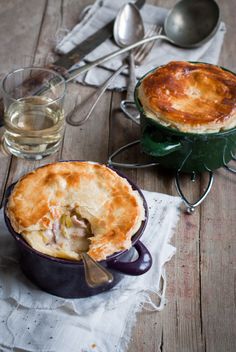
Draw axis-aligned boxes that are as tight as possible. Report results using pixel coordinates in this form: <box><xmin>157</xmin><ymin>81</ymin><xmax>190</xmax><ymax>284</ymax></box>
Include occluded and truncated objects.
<box><xmin>67</xmin><ymin>0</ymin><xmax>220</xmax><ymax>82</ymax></box>
<box><xmin>113</xmin><ymin>3</ymin><xmax>144</xmax><ymax>100</ymax></box>
<box><xmin>113</xmin><ymin>3</ymin><xmax>144</xmax><ymax>48</ymax></box>
<box><xmin>164</xmin><ymin>0</ymin><xmax>220</xmax><ymax>48</ymax></box>
<box><xmin>67</xmin><ymin>3</ymin><xmax>145</xmax><ymax>126</ymax></box>
<box><xmin>80</xmin><ymin>251</ymin><xmax>113</xmax><ymax>288</ymax></box>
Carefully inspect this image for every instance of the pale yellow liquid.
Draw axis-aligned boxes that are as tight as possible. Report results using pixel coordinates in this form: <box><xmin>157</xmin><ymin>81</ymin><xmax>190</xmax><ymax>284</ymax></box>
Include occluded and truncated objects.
<box><xmin>4</xmin><ymin>96</ymin><xmax>64</xmax><ymax>159</ymax></box>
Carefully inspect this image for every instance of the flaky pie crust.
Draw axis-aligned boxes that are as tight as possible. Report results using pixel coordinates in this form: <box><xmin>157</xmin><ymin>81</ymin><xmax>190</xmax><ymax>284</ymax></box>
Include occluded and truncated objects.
<box><xmin>6</xmin><ymin>162</ymin><xmax>145</xmax><ymax>261</ymax></box>
<box><xmin>138</xmin><ymin>61</ymin><xmax>236</xmax><ymax>133</ymax></box>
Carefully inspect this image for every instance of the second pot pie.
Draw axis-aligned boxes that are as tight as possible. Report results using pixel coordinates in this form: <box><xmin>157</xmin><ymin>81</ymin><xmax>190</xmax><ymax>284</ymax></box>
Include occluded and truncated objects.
<box><xmin>137</xmin><ymin>61</ymin><xmax>236</xmax><ymax>133</ymax></box>
<box><xmin>6</xmin><ymin>162</ymin><xmax>145</xmax><ymax>261</ymax></box>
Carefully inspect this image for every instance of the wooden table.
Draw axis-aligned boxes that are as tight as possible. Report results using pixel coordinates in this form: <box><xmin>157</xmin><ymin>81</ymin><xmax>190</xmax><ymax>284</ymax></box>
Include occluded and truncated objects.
<box><xmin>0</xmin><ymin>1</ymin><xmax>235</xmax><ymax>351</ymax></box>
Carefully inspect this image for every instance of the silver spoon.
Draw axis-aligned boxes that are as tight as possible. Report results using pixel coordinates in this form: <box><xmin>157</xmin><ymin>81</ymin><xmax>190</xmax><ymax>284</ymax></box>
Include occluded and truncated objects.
<box><xmin>113</xmin><ymin>3</ymin><xmax>144</xmax><ymax>101</ymax></box>
<box><xmin>67</xmin><ymin>0</ymin><xmax>220</xmax><ymax>83</ymax></box>
<box><xmin>67</xmin><ymin>3</ymin><xmax>144</xmax><ymax>126</ymax></box>
<box><xmin>164</xmin><ymin>0</ymin><xmax>220</xmax><ymax>48</ymax></box>
<box><xmin>80</xmin><ymin>252</ymin><xmax>113</xmax><ymax>288</ymax></box>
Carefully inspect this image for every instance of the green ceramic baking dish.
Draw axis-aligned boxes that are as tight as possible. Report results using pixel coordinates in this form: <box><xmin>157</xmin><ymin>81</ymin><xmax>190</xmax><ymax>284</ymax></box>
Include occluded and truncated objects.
<box><xmin>134</xmin><ymin>64</ymin><xmax>236</xmax><ymax>173</ymax></box>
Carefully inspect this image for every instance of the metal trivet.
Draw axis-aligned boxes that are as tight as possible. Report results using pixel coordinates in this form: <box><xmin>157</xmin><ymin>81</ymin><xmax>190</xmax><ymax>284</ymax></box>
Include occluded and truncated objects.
<box><xmin>108</xmin><ymin>139</ymin><xmax>236</xmax><ymax>214</ymax></box>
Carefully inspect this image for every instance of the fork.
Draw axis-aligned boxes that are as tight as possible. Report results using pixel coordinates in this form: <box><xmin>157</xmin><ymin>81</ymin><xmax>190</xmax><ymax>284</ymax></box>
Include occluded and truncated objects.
<box><xmin>66</xmin><ymin>25</ymin><xmax>161</xmax><ymax>127</ymax></box>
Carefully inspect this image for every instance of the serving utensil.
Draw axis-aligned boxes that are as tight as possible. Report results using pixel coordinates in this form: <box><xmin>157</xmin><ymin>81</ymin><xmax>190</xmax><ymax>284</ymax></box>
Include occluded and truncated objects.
<box><xmin>164</xmin><ymin>0</ymin><xmax>220</xmax><ymax>48</ymax></box>
<box><xmin>67</xmin><ymin>0</ymin><xmax>220</xmax><ymax>82</ymax></box>
<box><xmin>67</xmin><ymin>3</ymin><xmax>145</xmax><ymax>126</ymax></box>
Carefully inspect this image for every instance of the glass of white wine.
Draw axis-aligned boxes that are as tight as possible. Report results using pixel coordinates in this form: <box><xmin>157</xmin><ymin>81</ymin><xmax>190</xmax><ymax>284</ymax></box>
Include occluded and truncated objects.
<box><xmin>1</xmin><ymin>67</ymin><xmax>66</xmax><ymax>160</ymax></box>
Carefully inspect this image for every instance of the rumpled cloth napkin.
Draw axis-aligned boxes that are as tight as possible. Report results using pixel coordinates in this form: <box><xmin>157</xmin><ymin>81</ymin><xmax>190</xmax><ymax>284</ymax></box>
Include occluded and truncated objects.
<box><xmin>56</xmin><ymin>0</ymin><xmax>226</xmax><ymax>90</ymax></box>
<box><xmin>0</xmin><ymin>190</ymin><xmax>181</xmax><ymax>352</ymax></box>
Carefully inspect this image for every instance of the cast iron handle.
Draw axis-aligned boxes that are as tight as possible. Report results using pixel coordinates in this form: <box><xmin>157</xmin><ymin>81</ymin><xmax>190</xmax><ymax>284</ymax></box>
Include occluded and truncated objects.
<box><xmin>108</xmin><ymin>240</ymin><xmax>152</xmax><ymax>276</ymax></box>
<box><xmin>141</xmin><ymin>131</ymin><xmax>182</xmax><ymax>156</ymax></box>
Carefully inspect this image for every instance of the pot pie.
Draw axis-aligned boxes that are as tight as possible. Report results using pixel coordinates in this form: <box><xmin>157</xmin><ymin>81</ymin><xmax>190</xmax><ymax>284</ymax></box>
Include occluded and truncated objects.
<box><xmin>6</xmin><ymin>162</ymin><xmax>145</xmax><ymax>261</ymax></box>
<box><xmin>138</xmin><ymin>61</ymin><xmax>236</xmax><ymax>133</ymax></box>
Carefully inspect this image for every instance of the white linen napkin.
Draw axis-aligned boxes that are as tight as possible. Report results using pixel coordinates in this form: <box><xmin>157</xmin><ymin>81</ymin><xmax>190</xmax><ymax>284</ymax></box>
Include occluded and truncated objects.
<box><xmin>56</xmin><ymin>0</ymin><xmax>226</xmax><ymax>90</ymax></box>
<box><xmin>0</xmin><ymin>190</ymin><xmax>181</xmax><ymax>352</ymax></box>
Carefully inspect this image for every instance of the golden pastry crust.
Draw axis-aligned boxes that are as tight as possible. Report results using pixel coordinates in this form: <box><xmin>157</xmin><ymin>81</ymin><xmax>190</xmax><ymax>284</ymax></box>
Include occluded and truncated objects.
<box><xmin>138</xmin><ymin>61</ymin><xmax>236</xmax><ymax>133</ymax></box>
<box><xmin>6</xmin><ymin>162</ymin><xmax>145</xmax><ymax>261</ymax></box>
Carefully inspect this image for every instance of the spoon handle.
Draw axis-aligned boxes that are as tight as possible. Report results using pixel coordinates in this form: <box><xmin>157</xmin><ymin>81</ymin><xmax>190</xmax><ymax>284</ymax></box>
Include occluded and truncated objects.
<box><xmin>126</xmin><ymin>52</ymin><xmax>136</xmax><ymax>101</ymax></box>
<box><xmin>81</xmin><ymin>252</ymin><xmax>113</xmax><ymax>288</ymax></box>
<box><xmin>67</xmin><ymin>63</ymin><xmax>127</xmax><ymax>126</ymax></box>
<box><xmin>67</xmin><ymin>34</ymin><xmax>172</xmax><ymax>83</ymax></box>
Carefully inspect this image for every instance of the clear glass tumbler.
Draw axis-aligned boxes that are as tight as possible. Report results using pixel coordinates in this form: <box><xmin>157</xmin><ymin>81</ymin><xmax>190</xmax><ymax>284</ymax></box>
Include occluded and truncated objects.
<box><xmin>1</xmin><ymin>67</ymin><xmax>66</xmax><ymax>160</ymax></box>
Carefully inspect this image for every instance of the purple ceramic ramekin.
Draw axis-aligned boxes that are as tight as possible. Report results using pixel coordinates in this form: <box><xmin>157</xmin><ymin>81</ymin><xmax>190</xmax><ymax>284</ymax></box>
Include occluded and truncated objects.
<box><xmin>4</xmin><ymin>163</ymin><xmax>152</xmax><ymax>298</ymax></box>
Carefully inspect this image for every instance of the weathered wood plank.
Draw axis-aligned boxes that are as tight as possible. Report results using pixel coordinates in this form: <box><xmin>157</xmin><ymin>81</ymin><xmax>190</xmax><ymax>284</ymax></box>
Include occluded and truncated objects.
<box><xmin>61</xmin><ymin>85</ymin><xmax>111</xmax><ymax>163</ymax></box>
<box><xmin>200</xmin><ymin>168</ymin><xmax>236</xmax><ymax>352</ymax></box>
<box><xmin>200</xmin><ymin>1</ymin><xmax>236</xmax><ymax>351</ymax></box>
<box><xmin>0</xmin><ymin>0</ymin><xmax>47</xmax><ymax>74</ymax></box>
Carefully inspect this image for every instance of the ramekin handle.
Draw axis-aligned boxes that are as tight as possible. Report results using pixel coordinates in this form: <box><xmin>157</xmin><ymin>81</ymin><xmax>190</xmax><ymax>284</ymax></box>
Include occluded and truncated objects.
<box><xmin>108</xmin><ymin>240</ymin><xmax>152</xmax><ymax>276</ymax></box>
<box><xmin>141</xmin><ymin>131</ymin><xmax>182</xmax><ymax>156</ymax></box>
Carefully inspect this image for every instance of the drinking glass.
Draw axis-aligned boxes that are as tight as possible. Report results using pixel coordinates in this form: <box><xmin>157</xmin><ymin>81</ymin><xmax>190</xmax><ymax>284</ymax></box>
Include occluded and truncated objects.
<box><xmin>1</xmin><ymin>67</ymin><xmax>66</xmax><ymax>160</ymax></box>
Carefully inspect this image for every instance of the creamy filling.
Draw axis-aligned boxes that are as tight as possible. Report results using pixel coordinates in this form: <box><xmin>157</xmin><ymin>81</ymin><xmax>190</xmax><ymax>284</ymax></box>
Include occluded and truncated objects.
<box><xmin>42</xmin><ymin>209</ymin><xmax>92</xmax><ymax>253</ymax></box>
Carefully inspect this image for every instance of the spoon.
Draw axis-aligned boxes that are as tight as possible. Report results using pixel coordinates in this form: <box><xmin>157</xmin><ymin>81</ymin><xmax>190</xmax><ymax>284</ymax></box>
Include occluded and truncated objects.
<box><xmin>67</xmin><ymin>0</ymin><xmax>220</xmax><ymax>82</ymax></box>
<box><xmin>67</xmin><ymin>3</ymin><xmax>145</xmax><ymax>126</ymax></box>
<box><xmin>80</xmin><ymin>251</ymin><xmax>113</xmax><ymax>288</ymax></box>
<box><xmin>113</xmin><ymin>3</ymin><xmax>144</xmax><ymax>101</ymax></box>
<box><xmin>164</xmin><ymin>0</ymin><xmax>220</xmax><ymax>48</ymax></box>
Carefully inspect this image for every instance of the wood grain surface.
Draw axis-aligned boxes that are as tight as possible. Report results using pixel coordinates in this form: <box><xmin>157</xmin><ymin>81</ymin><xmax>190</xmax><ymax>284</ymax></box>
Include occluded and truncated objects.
<box><xmin>0</xmin><ymin>1</ymin><xmax>235</xmax><ymax>351</ymax></box>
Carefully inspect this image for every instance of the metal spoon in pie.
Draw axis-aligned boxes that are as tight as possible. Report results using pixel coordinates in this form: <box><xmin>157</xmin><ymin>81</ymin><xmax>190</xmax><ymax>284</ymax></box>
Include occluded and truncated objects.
<box><xmin>80</xmin><ymin>251</ymin><xmax>113</xmax><ymax>288</ymax></box>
